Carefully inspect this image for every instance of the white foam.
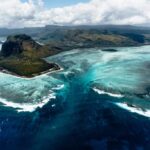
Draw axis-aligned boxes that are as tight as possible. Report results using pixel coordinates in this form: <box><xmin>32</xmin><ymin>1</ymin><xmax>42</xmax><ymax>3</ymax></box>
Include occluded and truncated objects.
<box><xmin>115</xmin><ymin>102</ymin><xmax>150</xmax><ymax>118</ymax></box>
<box><xmin>36</xmin><ymin>41</ymin><xmax>44</xmax><ymax>46</ymax></box>
<box><xmin>93</xmin><ymin>87</ymin><xmax>124</xmax><ymax>98</ymax></box>
<box><xmin>0</xmin><ymin>44</ymin><xmax>2</xmax><ymax>51</ymax></box>
<box><xmin>51</xmin><ymin>104</ymin><xmax>56</xmax><ymax>107</ymax></box>
<box><xmin>0</xmin><ymin>93</ymin><xmax>56</xmax><ymax>112</ymax></box>
<box><xmin>52</xmin><ymin>84</ymin><xmax>65</xmax><ymax>90</ymax></box>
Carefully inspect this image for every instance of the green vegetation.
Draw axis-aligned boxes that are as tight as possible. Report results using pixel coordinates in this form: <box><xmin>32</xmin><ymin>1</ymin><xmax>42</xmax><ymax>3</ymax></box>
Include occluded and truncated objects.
<box><xmin>0</xmin><ymin>34</ymin><xmax>60</xmax><ymax>77</ymax></box>
<box><xmin>0</xmin><ymin>25</ymin><xmax>150</xmax><ymax>77</ymax></box>
<box><xmin>0</xmin><ymin>58</ymin><xmax>56</xmax><ymax>77</ymax></box>
<box><xmin>35</xmin><ymin>27</ymin><xmax>150</xmax><ymax>50</ymax></box>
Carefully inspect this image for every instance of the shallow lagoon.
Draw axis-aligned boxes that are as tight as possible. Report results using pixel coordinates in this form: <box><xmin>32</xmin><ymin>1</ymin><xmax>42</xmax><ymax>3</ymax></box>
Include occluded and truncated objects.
<box><xmin>0</xmin><ymin>45</ymin><xmax>150</xmax><ymax>149</ymax></box>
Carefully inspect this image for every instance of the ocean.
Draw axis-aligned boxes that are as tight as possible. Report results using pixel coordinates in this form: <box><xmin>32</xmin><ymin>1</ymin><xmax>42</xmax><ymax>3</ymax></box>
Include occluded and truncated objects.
<box><xmin>0</xmin><ymin>45</ymin><xmax>150</xmax><ymax>150</ymax></box>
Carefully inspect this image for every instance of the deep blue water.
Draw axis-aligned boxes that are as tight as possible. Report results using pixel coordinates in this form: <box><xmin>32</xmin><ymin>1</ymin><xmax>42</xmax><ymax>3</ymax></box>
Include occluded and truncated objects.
<box><xmin>0</xmin><ymin>46</ymin><xmax>150</xmax><ymax>150</ymax></box>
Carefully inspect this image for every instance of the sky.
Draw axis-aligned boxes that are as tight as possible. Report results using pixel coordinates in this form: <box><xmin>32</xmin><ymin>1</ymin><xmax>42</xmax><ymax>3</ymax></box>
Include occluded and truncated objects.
<box><xmin>21</xmin><ymin>0</ymin><xmax>90</xmax><ymax>8</ymax></box>
<box><xmin>0</xmin><ymin>0</ymin><xmax>150</xmax><ymax>28</ymax></box>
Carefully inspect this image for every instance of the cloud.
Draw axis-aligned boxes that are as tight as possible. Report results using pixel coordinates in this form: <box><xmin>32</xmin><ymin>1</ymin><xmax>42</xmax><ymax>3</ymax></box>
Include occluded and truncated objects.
<box><xmin>0</xmin><ymin>0</ymin><xmax>43</xmax><ymax>27</ymax></box>
<box><xmin>0</xmin><ymin>0</ymin><xmax>150</xmax><ymax>28</ymax></box>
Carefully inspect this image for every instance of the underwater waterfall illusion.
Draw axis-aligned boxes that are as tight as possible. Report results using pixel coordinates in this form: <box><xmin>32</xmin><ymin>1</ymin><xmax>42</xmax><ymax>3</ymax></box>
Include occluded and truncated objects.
<box><xmin>0</xmin><ymin>45</ymin><xmax>150</xmax><ymax>149</ymax></box>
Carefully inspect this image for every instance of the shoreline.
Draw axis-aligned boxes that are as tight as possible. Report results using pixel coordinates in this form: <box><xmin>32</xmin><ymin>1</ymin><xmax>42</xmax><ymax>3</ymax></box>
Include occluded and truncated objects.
<box><xmin>1</xmin><ymin>44</ymin><xmax>149</xmax><ymax>79</ymax></box>
<box><xmin>0</xmin><ymin>63</ymin><xmax>63</xmax><ymax>79</ymax></box>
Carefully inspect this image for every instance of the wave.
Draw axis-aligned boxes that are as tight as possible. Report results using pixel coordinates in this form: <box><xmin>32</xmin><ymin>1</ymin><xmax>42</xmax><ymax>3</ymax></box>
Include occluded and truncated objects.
<box><xmin>52</xmin><ymin>84</ymin><xmax>65</xmax><ymax>90</ymax></box>
<box><xmin>115</xmin><ymin>102</ymin><xmax>150</xmax><ymax>118</ymax></box>
<box><xmin>93</xmin><ymin>87</ymin><xmax>124</xmax><ymax>98</ymax></box>
<box><xmin>0</xmin><ymin>93</ymin><xmax>56</xmax><ymax>113</ymax></box>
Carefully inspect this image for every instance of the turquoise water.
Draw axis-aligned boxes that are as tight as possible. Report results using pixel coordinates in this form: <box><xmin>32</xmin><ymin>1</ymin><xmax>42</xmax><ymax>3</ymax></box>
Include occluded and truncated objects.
<box><xmin>0</xmin><ymin>45</ymin><xmax>150</xmax><ymax>149</ymax></box>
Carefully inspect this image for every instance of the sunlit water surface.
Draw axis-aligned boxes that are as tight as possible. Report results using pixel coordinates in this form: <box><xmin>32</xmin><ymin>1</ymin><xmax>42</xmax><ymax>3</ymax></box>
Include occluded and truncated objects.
<box><xmin>0</xmin><ymin>45</ymin><xmax>150</xmax><ymax>150</ymax></box>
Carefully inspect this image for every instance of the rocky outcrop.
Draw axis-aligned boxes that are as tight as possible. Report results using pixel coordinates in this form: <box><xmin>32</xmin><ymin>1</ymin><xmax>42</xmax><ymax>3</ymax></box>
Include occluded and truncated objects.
<box><xmin>1</xmin><ymin>34</ymin><xmax>42</xmax><ymax>57</ymax></box>
<box><xmin>0</xmin><ymin>34</ymin><xmax>60</xmax><ymax>77</ymax></box>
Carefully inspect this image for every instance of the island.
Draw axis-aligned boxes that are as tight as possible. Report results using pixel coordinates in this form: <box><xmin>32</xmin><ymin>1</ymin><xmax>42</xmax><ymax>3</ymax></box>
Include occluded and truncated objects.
<box><xmin>0</xmin><ymin>34</ymin><xmax>61</xmax><ymax>78</ymax></box>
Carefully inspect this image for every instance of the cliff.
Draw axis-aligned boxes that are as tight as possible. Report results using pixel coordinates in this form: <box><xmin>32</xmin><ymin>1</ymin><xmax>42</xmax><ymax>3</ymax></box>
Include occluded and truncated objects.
<box><xmin>1</xmin><ymin>34</ymin><xmax>41</xmax><ymax>57</ymax></box>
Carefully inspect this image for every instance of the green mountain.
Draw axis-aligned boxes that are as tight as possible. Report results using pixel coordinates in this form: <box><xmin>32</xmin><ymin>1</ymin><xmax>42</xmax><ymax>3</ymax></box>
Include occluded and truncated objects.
<box><xmin>0</xmin><ymin>25</ymin><xmax>150</xmax><ymax>50</ymax></box>
<box><xmin>0</xmin><ymin>25</ymin><xmax>150</xmax><ymax>77</ymax></box>
<box><xmin>0</xmin><ymin>34</ymin><xmax>60</xmax><ymax>77</ymax></box>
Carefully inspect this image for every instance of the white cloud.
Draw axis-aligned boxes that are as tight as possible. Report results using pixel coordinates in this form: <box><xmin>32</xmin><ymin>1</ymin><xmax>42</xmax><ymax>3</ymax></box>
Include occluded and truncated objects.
<box><xmin>0</xmin><ymin>0</ymin><xmax>150</xmax><ymax>28</ymax></box>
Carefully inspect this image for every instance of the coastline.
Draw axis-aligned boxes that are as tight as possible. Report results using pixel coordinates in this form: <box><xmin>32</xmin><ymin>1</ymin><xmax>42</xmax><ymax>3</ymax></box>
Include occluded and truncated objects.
<box><xmin>0</xmin><ymin>63</ymin><xmax>63</xmax><ymax>79</ymax></box>
<box><xmin>1</xmin><ymin>44</ymin><xmax>149</xmax><ymax>79</ymax></box>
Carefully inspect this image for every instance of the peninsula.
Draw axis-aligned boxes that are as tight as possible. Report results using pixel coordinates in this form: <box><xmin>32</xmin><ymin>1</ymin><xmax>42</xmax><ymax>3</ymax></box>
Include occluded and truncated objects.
<box><xmin>0</xmin><ymin>34</ymin><xmax>60</xmax><ymax>77</ymax></box>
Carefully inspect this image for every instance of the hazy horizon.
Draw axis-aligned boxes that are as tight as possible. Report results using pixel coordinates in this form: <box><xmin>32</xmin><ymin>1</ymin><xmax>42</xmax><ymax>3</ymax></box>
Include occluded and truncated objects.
<box><xmin>0</xmin><ymin>24</ymin><xmax>150</xmax><ymax>30</ymax></box>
